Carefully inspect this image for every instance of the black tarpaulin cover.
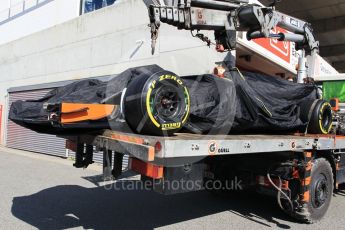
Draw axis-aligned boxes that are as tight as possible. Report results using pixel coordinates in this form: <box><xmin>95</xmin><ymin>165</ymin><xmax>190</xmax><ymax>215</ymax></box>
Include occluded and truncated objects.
<box><xmin>9</xmin><ymin>65</ymin><xmax>318</xmax><ymax>135</ymax></box>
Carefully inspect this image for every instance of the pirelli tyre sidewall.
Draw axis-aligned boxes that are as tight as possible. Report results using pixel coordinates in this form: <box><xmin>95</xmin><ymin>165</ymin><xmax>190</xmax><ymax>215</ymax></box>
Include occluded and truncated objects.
<box><xmin>124</xmin><ymin>71</ymin><xmax>190</xmax><ymax>136</ymax></box>
<box><xmin>307</xmin><ymin>100</ymin><xmax>333</xmax><ymax>134</ymax></box>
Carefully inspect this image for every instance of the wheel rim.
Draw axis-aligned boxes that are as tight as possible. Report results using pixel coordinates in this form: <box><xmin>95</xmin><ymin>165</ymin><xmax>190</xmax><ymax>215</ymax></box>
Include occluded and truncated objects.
<box><xmin>321</xmin><ymin>106</ymin><xmax>332</xmax><ymax>130</ymax></box>
<box><xmin>153</xmin><ymin>85</ymin><xmax>182</xmax><ymax>119</ymax></box>
<box><xmin>312</xmin><ymin>174</ymin><xmax>329</xmax><ymax>208</ymax></box>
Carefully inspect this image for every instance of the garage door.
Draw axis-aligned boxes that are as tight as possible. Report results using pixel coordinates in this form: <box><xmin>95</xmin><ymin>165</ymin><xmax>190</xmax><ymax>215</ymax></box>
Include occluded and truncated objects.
<box><xmin>7</xmin><ymin>89</ymin><xmax>67</xmax><ymax>157</ymax></box>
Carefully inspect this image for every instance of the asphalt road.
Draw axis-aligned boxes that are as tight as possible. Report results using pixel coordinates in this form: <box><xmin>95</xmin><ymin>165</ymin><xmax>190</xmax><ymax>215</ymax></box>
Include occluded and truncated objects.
<box><xmin>1</xmin><ymin>147</ymin><xmax>345</xmax><ymax>230</ymax></box>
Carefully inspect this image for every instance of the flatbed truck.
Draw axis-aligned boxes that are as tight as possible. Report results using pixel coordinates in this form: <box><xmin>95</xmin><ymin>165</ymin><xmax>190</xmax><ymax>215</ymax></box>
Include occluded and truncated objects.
<box><xmin>64</xmin><ymin>129</ymin><xmax>345</xmax><ymax>223</ymax></box>
<box><xmin>58</xmin><ymin>0</ymin><xmax>345</xmax><ymax>224</ymax></box>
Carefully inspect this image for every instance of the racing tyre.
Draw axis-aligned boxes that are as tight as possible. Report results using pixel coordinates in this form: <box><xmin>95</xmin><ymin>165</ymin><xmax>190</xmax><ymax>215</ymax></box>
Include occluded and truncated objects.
<box><xmin>124</xmin><ymin>70</ymin><xmax>190</xmax><ymax>136</ymax></box>
<box><xmin>300</xmin><ymin>100</ymin><xmax>333</xmax><ymax>134</ymax></box>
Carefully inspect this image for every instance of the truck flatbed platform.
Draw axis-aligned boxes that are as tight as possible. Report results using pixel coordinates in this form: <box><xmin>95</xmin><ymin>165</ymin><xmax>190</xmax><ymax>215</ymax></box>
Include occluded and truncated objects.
<box><xmin>65</xmin><ymin>130</ymin><xmax>345</xmax><ymax>165</ymax></box>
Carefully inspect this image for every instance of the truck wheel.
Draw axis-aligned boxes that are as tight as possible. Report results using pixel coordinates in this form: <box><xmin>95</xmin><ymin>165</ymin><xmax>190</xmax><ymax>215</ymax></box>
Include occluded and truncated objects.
<box><xmin>124</xmin><ymin>70</ymin><xmax>190</xmax><ymax>136</ymax></box>
<box><xmin>299</xmin><ymin>158</ymin><xmax>333</xmax><ymax>223</ymax></box>
<box><xmin>300</xmin><ymin>100</ymin><xmax>333</xmax><ymax>134</ymax></box>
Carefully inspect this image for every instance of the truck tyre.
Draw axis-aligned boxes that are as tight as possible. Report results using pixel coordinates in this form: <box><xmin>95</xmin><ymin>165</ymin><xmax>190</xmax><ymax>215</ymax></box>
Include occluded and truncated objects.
<box><xmin>300</xmin><ymin>100</ymin><xmax>333</xmax><ymax>134</ymax></box>
<box><xmin>124</xmin><ymin>70</ymin><xmax>190</xmax><ymax>136</ymax></box>
<box><xmin>298</xmin><ymin>158</ymin><xmax>333</xmax><ymax>223</ymax></box>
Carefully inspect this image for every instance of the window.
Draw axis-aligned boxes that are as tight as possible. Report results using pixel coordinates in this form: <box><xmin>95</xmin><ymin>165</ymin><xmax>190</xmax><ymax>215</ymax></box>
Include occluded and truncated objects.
<box><xmin>0</xmin><ymin>0</ymin><xmax>52</xmax><ymax>23</ymax></box>
<box><xmin>82</xmin><ymin>0</ymin><xmax>117</xmax><ymax>14</ymax></box>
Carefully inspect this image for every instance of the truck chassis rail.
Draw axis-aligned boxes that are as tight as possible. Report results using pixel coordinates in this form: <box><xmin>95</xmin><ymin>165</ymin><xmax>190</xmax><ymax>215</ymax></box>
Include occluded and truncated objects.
<box><xmin>63</xmin><ymin>130</ymin><xmax>345</xmax><ymax>165</ymax></box>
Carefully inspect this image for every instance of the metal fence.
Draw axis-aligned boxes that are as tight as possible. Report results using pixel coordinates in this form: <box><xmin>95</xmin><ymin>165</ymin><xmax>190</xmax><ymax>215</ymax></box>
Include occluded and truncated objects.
<box><xmin>0</xmin><ymin>0</ymin><xmax>51</xmax><ymax>23</ymax></box>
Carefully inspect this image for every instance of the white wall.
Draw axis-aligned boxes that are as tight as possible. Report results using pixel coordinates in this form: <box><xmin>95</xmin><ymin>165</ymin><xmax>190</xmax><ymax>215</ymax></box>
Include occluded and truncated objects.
<box><xmin>0</xmin><ymin>0</ymin><xmax>10</xmax><ymax>12</ymax></box>
<box><xmin>0</xmin><ymin>0</ymin><xmax>226</xmax><ymax>144</ymax></box>
<box><xmin>0</xmin><ymin>0</ymin><xmax>80</xmax><ymax>45</ymax></box>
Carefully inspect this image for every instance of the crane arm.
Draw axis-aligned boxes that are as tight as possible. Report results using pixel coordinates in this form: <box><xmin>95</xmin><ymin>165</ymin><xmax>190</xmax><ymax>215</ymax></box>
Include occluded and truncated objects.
<box><xmin>148</xmin><ymin>0</ymin><xmax>319</xmax><ymax>56</ymax></box>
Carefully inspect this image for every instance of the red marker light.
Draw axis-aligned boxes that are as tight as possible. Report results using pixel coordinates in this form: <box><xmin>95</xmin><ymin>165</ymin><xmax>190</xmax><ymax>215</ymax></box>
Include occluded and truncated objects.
<box><xmin>155</xmin><ymin>141</ymin><xmax>162</xmax><ymax>153</ymax></box>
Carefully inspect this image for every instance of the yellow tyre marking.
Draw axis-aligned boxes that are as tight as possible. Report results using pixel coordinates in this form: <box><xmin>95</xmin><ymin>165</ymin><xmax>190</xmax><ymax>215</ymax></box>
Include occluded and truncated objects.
<box><xmin>162</xmin><ymin>123</ymin><xmax>181</xmax><ymax>130</ymax></box>
<box><xmin>146</xmin><ymin>87</ymin><xmax>160</xmax><ymax>128</ymax></box>
<box><xmin>182</xmin><ymin>86</ymin><xmax>190</xmax><ymax>124</ymax></box>
<box><xmin>318</xmin><ymin>102</ymin><xmax>332</xmax><ymax>134</ymax></box>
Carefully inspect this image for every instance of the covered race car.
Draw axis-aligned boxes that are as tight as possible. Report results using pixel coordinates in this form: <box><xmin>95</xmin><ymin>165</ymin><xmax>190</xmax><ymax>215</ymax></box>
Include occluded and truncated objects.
<box><xmin>9</xmin><ymin>65</ymin><xmax>332</xmax><ymax>136</ymax></box>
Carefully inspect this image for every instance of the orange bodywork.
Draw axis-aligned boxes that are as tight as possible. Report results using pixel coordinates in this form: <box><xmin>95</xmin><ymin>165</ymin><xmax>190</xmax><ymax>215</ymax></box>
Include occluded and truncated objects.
<box><xmin>60</xmin><ymin>103</ymin><xmax>117</xmax><ymax>124</ymax></box>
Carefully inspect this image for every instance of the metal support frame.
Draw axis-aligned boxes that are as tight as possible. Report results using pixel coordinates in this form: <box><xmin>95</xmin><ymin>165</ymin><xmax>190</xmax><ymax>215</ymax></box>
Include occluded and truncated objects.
<box><xmin>103</xmin><ymin>148</ymin><xmax>113</xmax><ymax>180</ymax></box>
<box><xmin>74</xmin><ymin>143</ymin><xmax>85</xmax><ymax>168</ymax></box>
<box><xmin>299</xmin><ymin>151</ymin><xmax>313</xmax><ymax>204</ymax></box>
<box><xmin>84</xmin><ymin>144</ymin><xmax>94</xmax><ymax>166</ymax></box>
<box><xmin>336</xmin><ymin>161</ymin><xmax>340</xmax><ymax>190</ymax></box>
<box><xmin>73</xmin><ymin>142</ymin><xmax>94</xmax><ymax>168</ymax></box>
<box><xmin>297</xmin><ymin>50</ymin><xmax>307</xmax><ymax>83</ymax></box>
<box><xmin>112</xmin><ymin>152</ymin><xmax>124</xmax><ymax>179</ymax></box>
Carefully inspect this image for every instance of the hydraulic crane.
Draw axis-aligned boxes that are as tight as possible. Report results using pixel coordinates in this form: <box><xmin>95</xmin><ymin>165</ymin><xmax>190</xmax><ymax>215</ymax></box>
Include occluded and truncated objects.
<box><xmin>148</xmin><ymin>0</ymin><xmax>320</xmax><ymax>83</ymax></box>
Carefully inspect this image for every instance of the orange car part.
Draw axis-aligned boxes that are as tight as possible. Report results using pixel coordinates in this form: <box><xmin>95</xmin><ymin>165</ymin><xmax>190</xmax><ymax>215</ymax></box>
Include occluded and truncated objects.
<box><xmin>60</xmin><ymin>103</ymin><xmax>117</xmax><ymax>124</ymax></box>
<box><xmin>330</xmin><ymin>98</ymin><xmax>339</xmax><ymax>111</ymax></box>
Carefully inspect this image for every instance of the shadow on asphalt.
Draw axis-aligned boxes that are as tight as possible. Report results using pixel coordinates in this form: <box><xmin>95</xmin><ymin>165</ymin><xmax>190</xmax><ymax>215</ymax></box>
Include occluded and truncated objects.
<box><xmin>11</xmin><ymin>177</ymin><xmax>294</xmax><ymax>230</ymax></box>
